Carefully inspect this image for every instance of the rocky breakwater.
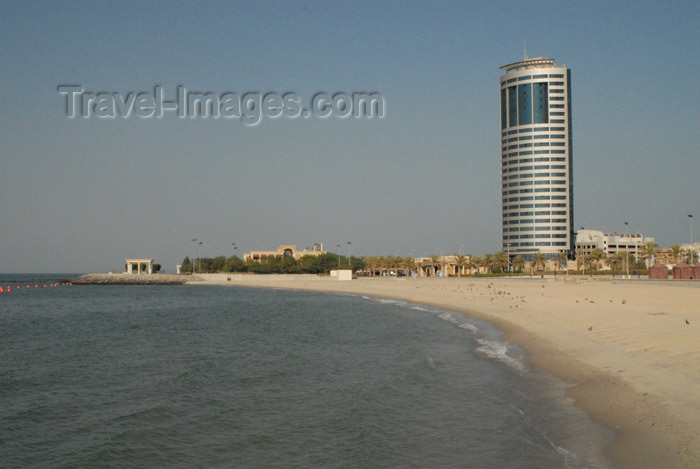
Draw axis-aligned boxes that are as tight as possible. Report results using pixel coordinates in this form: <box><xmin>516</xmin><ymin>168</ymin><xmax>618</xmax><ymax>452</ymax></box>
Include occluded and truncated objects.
<box><xmin>71</xmin><ymin>273</ymin><xmax>200</xmax><ymax>285</ymax></box>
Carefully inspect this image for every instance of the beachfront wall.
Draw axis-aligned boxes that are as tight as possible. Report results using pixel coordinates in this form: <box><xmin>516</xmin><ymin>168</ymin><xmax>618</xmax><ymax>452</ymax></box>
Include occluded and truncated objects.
<box><xmin>672</xmin><ymin>262</ymin><xmax>693</xmax><ymax>280</ymax></box>
<box><xmin>648</xmin><ymin>263</ymin><xmax>669</xmax><ymax>280</ymax></box>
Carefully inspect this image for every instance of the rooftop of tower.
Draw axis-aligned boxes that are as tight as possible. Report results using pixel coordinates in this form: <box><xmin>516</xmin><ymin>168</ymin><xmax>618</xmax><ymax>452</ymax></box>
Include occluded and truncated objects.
<box><xmin>499</xmin><ymin>57</ymin><xmax>556</xmax><ymax>72</ymax></box>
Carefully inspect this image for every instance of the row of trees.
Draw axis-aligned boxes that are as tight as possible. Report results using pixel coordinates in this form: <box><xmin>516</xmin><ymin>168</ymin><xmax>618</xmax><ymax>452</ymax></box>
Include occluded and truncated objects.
<box><xmin>668</xmin><ymin>244</ymin><xmax>699</xmax><ymax>264</ymax></box>
<box><xmin>577</xmin><ymin>241</ymin><xmax>698</xmax><ymax>273</ymax></box>
<box><xmin>181</xmin><ymin>252</ymin><xmax>556</xmax><ymax>277</ymax></box>
<box><xmin>179</xmin><ymin>242</ymin><xmax>698</xmax><ymax>277</ymax></box>
<box><xmin>181</xmin><ymin>253</ymin><xmax>363</xmax><ymax>275</ymax></box>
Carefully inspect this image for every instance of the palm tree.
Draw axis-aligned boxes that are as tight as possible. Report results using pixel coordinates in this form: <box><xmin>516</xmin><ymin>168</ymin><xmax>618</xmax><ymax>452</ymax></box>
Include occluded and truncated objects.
<box><xmin>493</xmin><ymin>251</ymin><xmax>509</xmax><ymax>273</ymax></box>
<box><xmin>588</xmin><ymin>248</ymin><xmax>605</xmax><ymax>272</ymax></box>
<box><xmin>386</xmin><ymin>255</ymin><xmax>399</xmax><ymax>275</ymax></box>
<box><xmin>402</xmin><ymin>256</ymin><xmax>415</xmax><ymax>277</ymax></box>
<box><xmin>483</xmin><ymin>253</ymin><xmax>494</xmax><ymax>273</ymax></box>
<box><xmin>613</xmin><ymin>252</ymin><xmax>626</xmax><ymax>274</ymax></box>
<box><xmin>466</xmin><ymin>255</ymin><xmax>476</xmax><ymax>275</ymax></box>
<box><xmin>532</xmin><ymin>252</ymin><xmax>546</xmax><ymax>273</ymax></box>
<box><xmin>670</xmin><ymin>244</ymin><xmax>683</xmax><ymax>264</ymax></box>
<box><xmin>471</xmin><ymin>257</ymin><xmax>481</xmax><ymax>275</ymax></box>
<box><xmin>376</xmin><ymin>256</ymin><xmax>386</xmax><ymax>276</ymax></box>
<box><xmin>454</xmin><ymin>254</ymin><xmax>468</xmax><ymax>277</ymax></box>
<box><xmin>642</xmin><ymin>240</ymin><xmax>659</xmax><ymax>268</ymax></box>
<box><xmin>618</xmin><ymin>250</ymin><xmax>633</xmax><ymax>275</ymax></box>
<box><xmin>576</xmin><ymin>248</ymin><xmax>585</xmax><ymax>273</ymax></box>
<box><xmin>429</xmin><ymin>255</ymin><xmax>440</xmax><ymax>277</ymax></box>
<box><xmin>604</xmin><ymin>254</ymin><xmax>617</xmax><ymax>277</ymax></box>
<box><xmin>477</xmin><ymin>256</ymin><xmax>490</xmax><ymax>275</ymax></box>
<box><xmin>556</xmin><ymin>251</ymin><xmax>568</xmax><ymax>273</ymax></box>
<box><xmin>512</xmin><ymin>255</ymin><xmax>525</xmax><ymax>273</ymax></box>
<box><xmin>683</xmin><ymin>248</ymin><xmax>699</xmax><ymax>264</ymax></box>
<box><xmin>364</xmin><ymin>256</ymin><xmax>377</xmax><ymax>276</ymax></box>
<box><xmin>388</xmin><ymin>255</ymin><xmax>401</xmax><ymax>276</ymax></box>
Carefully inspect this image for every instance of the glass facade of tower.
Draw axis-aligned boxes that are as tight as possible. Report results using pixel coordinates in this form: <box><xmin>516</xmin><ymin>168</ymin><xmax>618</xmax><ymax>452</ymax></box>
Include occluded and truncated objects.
<box><xmin>499</xmin><ymin>58</ymin><xmax>574</xmax><ymax>259</ymax></box>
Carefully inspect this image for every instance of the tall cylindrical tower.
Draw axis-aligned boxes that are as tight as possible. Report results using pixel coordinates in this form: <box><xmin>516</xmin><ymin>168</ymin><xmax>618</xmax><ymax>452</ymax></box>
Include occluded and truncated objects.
<box><xmin>499</xmin><ymin>57</ymin><xmax>574</xmax><ymax>259</ymax></box>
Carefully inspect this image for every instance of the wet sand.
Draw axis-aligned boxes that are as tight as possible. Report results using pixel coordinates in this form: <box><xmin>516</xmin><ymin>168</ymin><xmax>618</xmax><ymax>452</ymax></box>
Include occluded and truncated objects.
<box><xmin>188</xmin><ymin>274</ymin><xmax>700</xmax><ymax>468</ymax></box>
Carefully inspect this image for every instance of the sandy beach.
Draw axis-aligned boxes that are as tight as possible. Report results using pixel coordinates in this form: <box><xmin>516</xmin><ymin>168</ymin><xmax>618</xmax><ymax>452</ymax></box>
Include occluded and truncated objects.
<box><xmin>187</xmin><ymin>273</ymin><xmax>700</xmax><ymax>468</ymax></box>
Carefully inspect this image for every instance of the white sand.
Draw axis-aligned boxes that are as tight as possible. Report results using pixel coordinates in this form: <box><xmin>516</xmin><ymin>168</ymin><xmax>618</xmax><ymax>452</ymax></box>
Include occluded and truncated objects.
<box><xmin>188</xmin><ymin>274</ymin><xmax>700</xmax><ymax>468</ymax></box>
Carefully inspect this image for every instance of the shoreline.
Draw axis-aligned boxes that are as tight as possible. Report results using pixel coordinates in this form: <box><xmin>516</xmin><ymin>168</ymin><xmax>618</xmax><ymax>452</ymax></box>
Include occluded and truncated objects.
<box><xmin>188</xmin><ymin>274</ymin><xmax>700</xmax><ymax>468</ymax></box>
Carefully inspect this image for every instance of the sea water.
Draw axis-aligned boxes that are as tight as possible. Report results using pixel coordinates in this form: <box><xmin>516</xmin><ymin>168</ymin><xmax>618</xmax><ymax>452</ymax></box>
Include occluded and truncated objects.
<box><xmin>0</xmin><ymin>275</ymin><xmax>613</xmax><ymax>468</ymax></box>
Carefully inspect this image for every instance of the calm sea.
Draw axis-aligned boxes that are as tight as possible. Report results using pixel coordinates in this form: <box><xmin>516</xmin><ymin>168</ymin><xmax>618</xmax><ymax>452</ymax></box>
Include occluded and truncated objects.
<box><xmin>0</xmin><ymin>274</ymin><xmax>613</xmax><ymax>468</ymax></box>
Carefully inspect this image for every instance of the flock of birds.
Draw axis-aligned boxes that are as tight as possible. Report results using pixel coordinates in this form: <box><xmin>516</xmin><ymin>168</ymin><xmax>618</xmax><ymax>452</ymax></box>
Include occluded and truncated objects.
<box><xmin>413</xmin><ymin>280</ymin><xmax>693</xmax><ymax>330</ymax></box>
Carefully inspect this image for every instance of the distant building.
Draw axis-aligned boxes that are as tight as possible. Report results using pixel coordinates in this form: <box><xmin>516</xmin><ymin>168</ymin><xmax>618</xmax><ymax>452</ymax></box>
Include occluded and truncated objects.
<box><xmin>243</xmin><ymin>243</ymin><xmax>326</xmax><ymax>262</ymax></box>
<box><xmin>499</xmin><ymin>57</ymin><xmax>574</xmax><ymax>259</ymax></box>
<box><xmin>125</xmin><ymin>258</ymin><xmax>154</xmax><ymax>274</ymax></box>
<box><xmin>575</xmin><ymin>230</ymin><xmax>654</xmax><ymax>261</ymax></box>
<box><xmin>654</xmin><ymin>248</ymin><xmax>675</xmax><ymax>266</ymax></box>
<box><xmin>415</xmin><ymin>255</ymin><xmax>472</xmax><ymax>277</ymax></box>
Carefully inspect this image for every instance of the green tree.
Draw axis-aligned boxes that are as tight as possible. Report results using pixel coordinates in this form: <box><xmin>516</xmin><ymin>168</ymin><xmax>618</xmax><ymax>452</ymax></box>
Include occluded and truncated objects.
<box><xmin>532</xmin><ymin>252</ymin><xmax>546</xmax><ymax>273</ymax></box>
<box><xmin>387</xmin><ymin>255</ymin><xmax>401</xmax><ymax>276</ymax></box>
<box><xmin>642</xmin><ymin>240</ymin><xmax>659</xmax><ymax>267</ymax></box>
<box><xmin>604</xmin><ymin>254</ymin><xmax>615</xmax><ymax>274</ymax></box>
<box><xmin>556</xmin><ymin>251</ymin><xmax>568</xmax><ymax>273</ymax></box>
<box><xmin>588</xmin><ymin>248</ymin><xmax>605</xmax><ymax>272</ymax></box>
<box><xmin>429</xmin><ymin>255</ymin><xmax>440</xmax><ymax>277</ymax></box>
<box><xmin>296</xmin><ymin>255</ymin><xmax>320</xmax><ymax>273</ymax></box>
<box><xmin>454</xmin><ymin>254</ymin><xmax>468</xmax><ymax>277</ymax></box>
<box><xmin>670</xmin><ymin>244</ymin><xmax>683</xmax><ymax>263</ymax></box>
<box><xmin>512</xmin><ymin>255</ymin><xmax>525</xmax><ymax>273</ymax></box>
<box><xmin>364</xmin><ymin>256</ymin><xmax>378</xmax><ymax>276</ymax></box>
<box><xmin>281</xmin><ymin>255</ymin><xmax>300</xmax><ymax>273</ymax></box>
<box><xmin>493</xmin><ymin>251</ymin><xmax>509</xmax><ymax>272</ymax></box>
<box><xmin>181</xmin><ymin>256</ymin><xmax>192</xmax><ymax>273</ymax></box>
<box><xmin>474</xmin><ymin>256</ymin><xmax>489</xmax><ymax>273</ymax></box>
<box><xmin>483</xmin><ymin>253</ymin><xmax>494</xmax><ymax>273</ymax></box>
<box><xmin>618</xmin><ymin>250</ymin><xmax>633</xmax><ymax>274</ymax></box>
<box><xmin>683</xmin><ymin>248</ymin><xmax>699</xmax><ymax>264</ymax></box>
<box><xmin>403</xmin><ymin>256</ymin><xmax>416</xmax><ymax>277</ymax></box>
<box><xmin>226</xmin><ymin>255</ymin><xmax>246</xmax><ymax>273</ymax></box>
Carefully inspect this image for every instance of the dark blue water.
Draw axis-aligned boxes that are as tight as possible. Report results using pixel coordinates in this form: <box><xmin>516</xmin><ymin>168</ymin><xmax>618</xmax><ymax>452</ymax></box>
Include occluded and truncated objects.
<box><xmin>0</xmin><ymin>275</ymin><xmax>613</xmax><ymax>468</ymax></box>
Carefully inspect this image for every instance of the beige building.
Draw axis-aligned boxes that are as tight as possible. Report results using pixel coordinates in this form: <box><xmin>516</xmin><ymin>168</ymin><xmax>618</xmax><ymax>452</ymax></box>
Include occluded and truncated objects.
<box><xmin>415</xmin><ymin>255</ymin><xmax>473</xmax><ymax>277</ymax></box>
<box><xmin>575</xmin><ymin>229</ymin><xmax>654</xmax><ymax>262</ymax></box>
<box><xmin>243</xmin><ymin>244</ymin><xmax>326</xmax><ymax>262</ymax></box>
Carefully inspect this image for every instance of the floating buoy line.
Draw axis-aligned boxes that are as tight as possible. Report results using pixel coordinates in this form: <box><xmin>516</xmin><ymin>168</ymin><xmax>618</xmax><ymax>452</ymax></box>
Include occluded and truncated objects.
<box><xmin>0</xmin><ymin>282</ymin><xmax>72</xmax><ymax>293</ymax></box>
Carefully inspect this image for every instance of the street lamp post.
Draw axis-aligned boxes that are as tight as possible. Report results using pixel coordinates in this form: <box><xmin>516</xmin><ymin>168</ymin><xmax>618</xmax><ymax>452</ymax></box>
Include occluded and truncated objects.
<box><xmin>580</xmin><ymin>227</ymin><xmax>585</xmax><ymax>276</ymax></box>
<box><xmin>347</xmin><ymin>241</ymin><xmax>352</xmax><ymax>270</ymax></box>
<box><xmin>198</xmin><ymin>241</ymin><xmax>203</xmax><ymax>273</ymax></box>
<box><xmin>337</xmin><ymin>244</ymin><xmax>341</xmax><ymax>267</ymax></box>
<box><xmin>624</xmin><ymin>222</ymin><xmax>629</xmax><ymax>278</ymax></box>
<box><xmin>690</xmin><ymin>214</ymin><xmax>694</xmax><ymax>244</ymax></box>
<box><xmin>689</xmin><ymin>214</ymin><xmax>695</xmax><ymax>262</ymax></box>
<box><xmin>231</xmin><ymin>243</ymin><xmax>237</xmax><ymax>273</ymax></box>
<box><xmin>191</xmin><ymin>238</ymin><xmax>197</xmax><ymax>275</ymax></box>
<box><xmin>506</xmin><ymin>242</ymin><xmax>511</xmax><ymax>277</ymax></box>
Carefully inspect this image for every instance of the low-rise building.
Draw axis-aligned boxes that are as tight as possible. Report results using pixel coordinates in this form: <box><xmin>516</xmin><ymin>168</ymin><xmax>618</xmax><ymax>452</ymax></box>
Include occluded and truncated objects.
<box><xmin>243</xmin><ymin>243</ymin><xmax>326</xmax><ymax>262</ymax></box>
<box><xmin>415</xmin><ymin>255</ymin><xmax>472</xmax><ymax>277</ymax></box>
<box><xmin>575</xmin><ymin>229</ymin><xmax>654</xmax><ymax>262</ymax></box>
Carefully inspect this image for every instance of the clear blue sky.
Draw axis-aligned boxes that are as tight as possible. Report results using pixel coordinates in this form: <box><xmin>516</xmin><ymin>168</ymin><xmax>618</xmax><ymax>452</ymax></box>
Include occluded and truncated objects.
<box><xmin>1</xmin><ymin>0</ymin><xmax>698</xmax><ymax>273</ymax></box>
